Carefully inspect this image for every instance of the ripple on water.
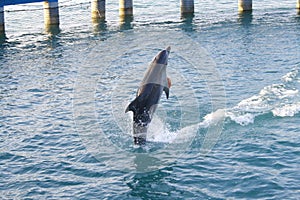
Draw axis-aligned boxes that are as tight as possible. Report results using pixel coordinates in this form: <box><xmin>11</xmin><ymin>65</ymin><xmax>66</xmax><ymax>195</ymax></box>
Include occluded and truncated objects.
<box><xmin>1</xmin><ymin>0</ymin><xmax>300</xmax><ymax>199</ymax></box>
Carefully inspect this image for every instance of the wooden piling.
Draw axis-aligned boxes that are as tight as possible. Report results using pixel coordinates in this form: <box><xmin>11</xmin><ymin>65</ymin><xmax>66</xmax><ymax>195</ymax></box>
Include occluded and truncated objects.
<box><xmin>180</xmin><ymin>0</ymin><xmax>194</xmax><ymax>14</ymax></box>
<box><xmin>0</xmin><ymin>4</ymin><xmax>4</xmax><ymax>35</ymax></box>
<box><xmin>91</xmin><ymin>0</ymin><xmax>105</xmax><ymax>20</ymax></box>
<box><xmin>91</xmin><ymin>0</ymin><xmax>107</xmax><ymax>33</ymax></box>
<box><xmin>297</xmin><ymin>0</ymin><xmax>300</xmax><ymax>9</ymax></box>
<box><xmin>238</xmin><ymin>0</ymin><xmax>252</xmax><ymax>12</ymax></box>
<box><xmin>44</xmin><ymin>1</ymin><xmax>60</xmax><ymax>33</ymax></box>
<box><xmin>119</xmin><ymin>0</ymin><xmax>133</xmax><ymax>17</ymax></box>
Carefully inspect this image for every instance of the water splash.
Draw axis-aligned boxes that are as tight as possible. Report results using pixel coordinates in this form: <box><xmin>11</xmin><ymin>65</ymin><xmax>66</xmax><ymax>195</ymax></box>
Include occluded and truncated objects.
<box><xmin>223</xmin><ymin>68</ymin><xmax>299</xmax><ymax>126</ymax></box>
<box><xmin>140</xmin><ymin>68</ymin><xmax>300</xmax><ymax>151</ymax></box>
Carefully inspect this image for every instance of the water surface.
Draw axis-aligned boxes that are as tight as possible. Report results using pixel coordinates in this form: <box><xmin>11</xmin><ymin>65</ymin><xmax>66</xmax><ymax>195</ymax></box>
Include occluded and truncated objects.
<box><xmin>1</xmin><ymin>0</ymin><xmax>300</xmax><ymax>199</ymax></box>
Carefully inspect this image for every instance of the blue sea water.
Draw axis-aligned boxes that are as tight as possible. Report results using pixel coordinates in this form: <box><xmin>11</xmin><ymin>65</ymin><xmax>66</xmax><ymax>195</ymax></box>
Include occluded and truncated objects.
<box><xmin>1</xmin><ymin>0</ymin><xmax>300</xmax><ymax>199</ymax></box>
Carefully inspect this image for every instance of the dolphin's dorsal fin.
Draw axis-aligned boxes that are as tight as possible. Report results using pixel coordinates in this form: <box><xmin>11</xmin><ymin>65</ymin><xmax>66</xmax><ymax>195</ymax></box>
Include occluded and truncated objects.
<box><xmin>125</xmin><ymin>97</ymin><xmax>140</xmax><ymax>113</ymax></box>
<box><xmin>163</xmin><ymin>87</ymin><xmax>169</xmax><ymax>99</ymax></box>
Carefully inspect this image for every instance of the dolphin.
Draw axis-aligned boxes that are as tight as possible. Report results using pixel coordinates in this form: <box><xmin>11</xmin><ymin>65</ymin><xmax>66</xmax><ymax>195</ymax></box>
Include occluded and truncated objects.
<box><xmin>125</xmin><ymin>46</ymin><xmax>172</xmax><ymax>145</ymax></box>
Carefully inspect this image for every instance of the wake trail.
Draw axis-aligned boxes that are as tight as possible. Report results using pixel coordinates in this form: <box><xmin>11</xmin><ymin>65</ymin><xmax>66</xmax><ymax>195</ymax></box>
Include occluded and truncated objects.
<box><xmin>148</xmin><ymin>68</ymin><xmax>300</xmax><ymax>144</ymax></box>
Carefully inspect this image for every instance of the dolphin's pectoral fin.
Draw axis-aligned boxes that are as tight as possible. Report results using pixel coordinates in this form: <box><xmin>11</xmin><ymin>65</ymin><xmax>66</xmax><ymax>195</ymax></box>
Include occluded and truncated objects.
<box><xmin>163</xmin><ymin>86</ymin><xmax>169</xmax><ymax>99</ymax></box>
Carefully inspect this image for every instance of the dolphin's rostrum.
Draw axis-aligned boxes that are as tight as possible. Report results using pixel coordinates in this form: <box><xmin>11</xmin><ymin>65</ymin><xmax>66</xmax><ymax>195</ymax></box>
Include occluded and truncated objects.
<box><xmin>125</xmin><ymin>46</ymin><xmax>171</xmax><ymax>145</ymax></box>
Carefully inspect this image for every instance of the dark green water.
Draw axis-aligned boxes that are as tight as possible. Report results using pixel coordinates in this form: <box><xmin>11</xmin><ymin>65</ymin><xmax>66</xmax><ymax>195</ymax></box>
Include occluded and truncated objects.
<box><xmin>1</xmin><ymin>0</ymin><xmax>299</xmax><ymax>199</ymax></box>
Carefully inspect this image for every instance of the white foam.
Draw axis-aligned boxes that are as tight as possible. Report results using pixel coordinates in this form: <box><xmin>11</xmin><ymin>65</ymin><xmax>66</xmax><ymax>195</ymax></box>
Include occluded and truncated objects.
<box><xmin>147</xmin><ymin>117</ymin><xmax>175</xmax><ymax>143</ymax></box>
<box><xmin>226</xmin><ymin>111</ymin><xmax>256</xmax><ymax>126</ymax></box>
<box><xmin>201</xmin><ymin>109</ymin><xmax>226</xmax><ymax>128</ymax></box>
<box><xmin>272</xmin><ymin>102</ymin><xmax>300</xmax><ymax>117</ymax></box>
<box><xmin>220</xmin><ymin>68</ymin><xmax>300</xmax><ymax>125</ymax></box>
<box><xmin>282</xmin><ymin>69</ymin><xmax>299</xmax><ymax>83</ymax></box>
<box><xmin>237</xmin><ymin>95</ymin><xmax>269</xmax><ymax>113</ymax></box>
<box><xmin>147</xmin><ymin>117</ymin><xmax>199</xmax><ymax>144</ymax></box>
<box><xmin>260</xmin><ymin>84</ymin><xmax>298</xmax><ymax>100</ymax></box>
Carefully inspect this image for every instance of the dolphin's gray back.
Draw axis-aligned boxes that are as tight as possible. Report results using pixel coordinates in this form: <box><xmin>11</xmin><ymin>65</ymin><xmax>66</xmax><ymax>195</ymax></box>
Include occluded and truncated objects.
<box><xmin>138</xmin><ymin>63</ymin><xmax>168</xmax><ymax>96</ymax></box>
